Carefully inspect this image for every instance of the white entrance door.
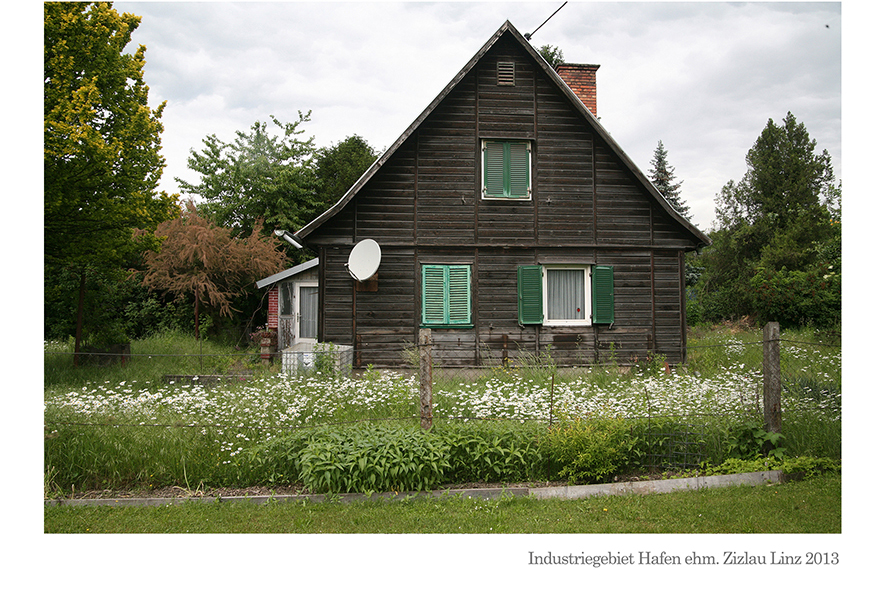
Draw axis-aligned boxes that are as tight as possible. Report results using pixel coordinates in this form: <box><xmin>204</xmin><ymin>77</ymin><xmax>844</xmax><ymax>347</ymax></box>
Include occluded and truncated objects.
<box><xmin>295</xmin><ymin>283</ymin><xmax>318</xmax><ymax>342</ymax></box>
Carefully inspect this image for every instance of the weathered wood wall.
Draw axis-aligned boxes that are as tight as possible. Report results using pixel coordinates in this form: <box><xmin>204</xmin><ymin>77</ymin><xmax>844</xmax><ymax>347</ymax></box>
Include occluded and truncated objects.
<box><xmin>309</xmin><ymin>34</ymin><xmax>697</xmax><ymax>367</ymax></box>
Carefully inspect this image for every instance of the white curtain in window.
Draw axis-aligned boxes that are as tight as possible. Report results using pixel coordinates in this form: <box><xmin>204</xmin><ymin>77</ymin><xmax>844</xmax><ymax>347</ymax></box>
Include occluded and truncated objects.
<box><xmin>299</xmin><ymin>286</ymin><xmax>318</xmax><ymax>339</ymax></box>
<box><xmin>547</xmin><ymin>268</ymin><xmax>584</xmax><ymax>320</ymax></box>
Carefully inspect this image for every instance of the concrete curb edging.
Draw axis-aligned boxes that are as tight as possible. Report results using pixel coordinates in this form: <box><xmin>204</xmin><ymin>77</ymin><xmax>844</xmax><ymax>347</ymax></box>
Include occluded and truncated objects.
<box><xmin>44</xmin><ymin>471</ymin><xmax>784</xmax><ymax>508</ymax></box>
<box><xmin>528</xmin><ymin>470</ymin><xmax>783</xmax><ymax>500</ymax></box>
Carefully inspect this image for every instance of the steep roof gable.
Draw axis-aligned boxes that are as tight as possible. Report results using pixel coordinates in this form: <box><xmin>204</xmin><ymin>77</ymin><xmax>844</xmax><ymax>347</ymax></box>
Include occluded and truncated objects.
<box><xmin>295</xmin><ymin>20</ymin><xmax>710</xmax><ymax>246</ymax></box>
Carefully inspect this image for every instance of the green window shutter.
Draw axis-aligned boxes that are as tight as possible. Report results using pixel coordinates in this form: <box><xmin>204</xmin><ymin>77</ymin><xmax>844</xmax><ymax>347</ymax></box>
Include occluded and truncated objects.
<box><xmin>592</xmin><ymin>265</ymin><xmax>614</xmax><ymax>324</ymax></box>
<box><xmin>517</xmin><ymin>265</ymin><xmax>543</xmax><ymax>324</ymax></box>
<box><xmin>447</xmin><ymin>265</ymin><xmax>471</xmax><ymax>325</ymax></box>
<box><xmin>422</xmin><ymin>265</ymin><xmax>471</xmax><ymax>326</ymax></box>
<box><xmin>484</xmin><ymin>141</ymin><xmax>530</xmax><ymax>198</ymax></box>
<box><xmin>484</xmin><ymin>141</ymin><xmax>506</xmax><ymax>197</ymax></box>
<box><xmin>509</xmin><ymin>143</ymin><xmax>530</xmax><ymax>198</ymax></box>
<box><xmin>422</xmin><ymin>266</ymin><xmax>447</xmax><ymax>325</ymax></box>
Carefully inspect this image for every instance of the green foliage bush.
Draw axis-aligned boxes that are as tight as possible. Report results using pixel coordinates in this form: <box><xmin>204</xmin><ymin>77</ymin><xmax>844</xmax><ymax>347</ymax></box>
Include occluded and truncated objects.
<box><xmin>246</xmin><ymin>420</ymin><xmax>549</xmax><ymax>494</ymax></box>
<box><xmin>685</xmin><ymin>297</ymin><xmax>702</xmax><ymax>326</ymax></box>
<box><xmin>49</xmin><ymin>412</ymin><xmax>840</xmax><ymax>494</ymax></box>
<box><xmin>541</xmin><ymin>417</ymin><xmax>634</xmax><ymax>484</ymax></box>
<box><xmin>748</xmin><ymin>264</ymin><xmax>840</xmax><ymax>328</ymax></box>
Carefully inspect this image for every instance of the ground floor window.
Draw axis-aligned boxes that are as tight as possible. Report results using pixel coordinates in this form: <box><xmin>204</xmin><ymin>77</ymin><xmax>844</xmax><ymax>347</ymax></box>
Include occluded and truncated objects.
<box><xmin>518</xmin><ymin>265</ymin><xmax>614</xmax><ymax>325</ymax></box>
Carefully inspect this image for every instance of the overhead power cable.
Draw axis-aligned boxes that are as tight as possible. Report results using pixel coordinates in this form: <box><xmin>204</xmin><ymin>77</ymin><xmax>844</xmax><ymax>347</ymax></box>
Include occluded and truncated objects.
<box><xmin>524</xmin><ymin>2</ymin><xmax>568</xmax><ymax>40</ymax></box>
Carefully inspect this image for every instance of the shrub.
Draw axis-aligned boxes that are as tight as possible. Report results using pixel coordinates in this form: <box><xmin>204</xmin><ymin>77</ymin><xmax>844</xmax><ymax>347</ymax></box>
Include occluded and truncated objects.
<box><xmin>748</xmin><ymin>264</ymin><xmax>840</xmax><ymax>328</ymax></box>
<box><xmin>541</xmin><ymin>417</ymin><xmax>634</xmax><ymax>484</ymax></box>
<box><xmin>243</xmin><ymin>420</ymin><xmax>553</xmax><ymax>493</ymax></box>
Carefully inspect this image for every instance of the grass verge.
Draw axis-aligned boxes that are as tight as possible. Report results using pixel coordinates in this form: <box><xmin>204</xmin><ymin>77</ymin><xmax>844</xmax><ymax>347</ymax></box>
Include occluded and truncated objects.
<box><xmin>44</xmin><ymin>473</ymin><xmax>840</xmax><ymax>534</ymax></box>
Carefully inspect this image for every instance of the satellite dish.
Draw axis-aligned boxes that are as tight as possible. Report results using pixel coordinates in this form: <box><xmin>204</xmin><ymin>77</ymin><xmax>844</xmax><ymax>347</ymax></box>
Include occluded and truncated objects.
<box><xmin>346</xmin><ymin>239</ymin><xmax>381</xmax><ymax>282</ymax></box>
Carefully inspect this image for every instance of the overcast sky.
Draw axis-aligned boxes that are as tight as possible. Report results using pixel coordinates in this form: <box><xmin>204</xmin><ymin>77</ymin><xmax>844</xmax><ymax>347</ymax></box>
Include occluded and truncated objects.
<box><xmin>110</xmin><ymin>1</ymin><xmax>844</xmax><ymax>232</ymax></box>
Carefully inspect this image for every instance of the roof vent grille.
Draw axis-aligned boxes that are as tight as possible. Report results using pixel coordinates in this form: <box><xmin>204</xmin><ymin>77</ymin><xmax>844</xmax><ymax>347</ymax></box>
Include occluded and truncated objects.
<box><xmin>497</xmin><ymin>61</ymin><xmax>516</xmax><ymax>86</ymax></box>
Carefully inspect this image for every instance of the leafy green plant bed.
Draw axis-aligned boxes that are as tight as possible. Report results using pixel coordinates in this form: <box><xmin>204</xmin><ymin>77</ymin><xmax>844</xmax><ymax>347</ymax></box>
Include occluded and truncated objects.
<box><xmin>45</xmin><ymin>403</ymin><xmax>839</xmax><ymax>498</ymax></box>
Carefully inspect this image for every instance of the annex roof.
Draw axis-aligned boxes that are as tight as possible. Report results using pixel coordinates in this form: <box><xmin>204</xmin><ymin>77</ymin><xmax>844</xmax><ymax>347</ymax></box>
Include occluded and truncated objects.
<box><xmin>294</xmin><ymin>20</ymin><xmax>710</xmax><ymax>247</ymax></box>
<box><xmin>256</xmin><ymin>258</ymin><xmax>319</xmax><ymax>289</ymax></box>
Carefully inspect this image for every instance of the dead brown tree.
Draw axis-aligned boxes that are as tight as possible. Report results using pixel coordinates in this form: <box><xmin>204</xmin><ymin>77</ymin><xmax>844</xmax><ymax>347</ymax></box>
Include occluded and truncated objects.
<box><xmin>142</xmin><ymin>202</ymin><xmax>287</xmax><ymax>339</ymax></box>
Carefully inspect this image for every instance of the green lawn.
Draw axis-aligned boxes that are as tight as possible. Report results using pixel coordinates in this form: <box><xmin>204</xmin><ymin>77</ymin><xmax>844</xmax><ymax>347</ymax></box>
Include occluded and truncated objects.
<box><xmin>44</xmin><ymin>473</ymin><xmax>840</xmax><ymax>534</ymax></box>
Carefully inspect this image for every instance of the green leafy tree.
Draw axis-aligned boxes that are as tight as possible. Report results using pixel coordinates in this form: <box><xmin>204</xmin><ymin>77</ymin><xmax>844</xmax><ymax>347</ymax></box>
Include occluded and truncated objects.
<box><xmin>649</xmin><ymin>140</ymin><xmax>690</xmax><ymax>220</ymax></box>
<box><xmin>537</xmin><ymin>44</ymin><xmax>564</xmax><ymax>68</ymax></box>
<box><xmin>44</xmin><ymin>2</ymin><xmax>177</xmax><ymax>348</ymax></box>
<box><xmin>176</xmin><ymin>114</ymin><xmax>320</xmax><ymax>238</ymax></box>
<box><xmin>141</xmin><ymin>203</ymin><xmax>287</xmax><ymax>340</ymax></box>
<box><xmin>314</xmin><ymin>135</ymin><xmax>379</xmax><ymax>207</ymax></box>
<box><xmin>695</xmin><ymin>112</ymin><xmax>839</xmax><ymax>326</ymax></box>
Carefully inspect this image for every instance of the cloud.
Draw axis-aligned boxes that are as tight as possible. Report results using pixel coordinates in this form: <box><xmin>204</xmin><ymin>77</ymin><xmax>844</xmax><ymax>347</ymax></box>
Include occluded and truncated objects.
<box><xmin>118</xmin><ymin>1</ymin><xmax>842</xmax><ymax>231</ymax></box>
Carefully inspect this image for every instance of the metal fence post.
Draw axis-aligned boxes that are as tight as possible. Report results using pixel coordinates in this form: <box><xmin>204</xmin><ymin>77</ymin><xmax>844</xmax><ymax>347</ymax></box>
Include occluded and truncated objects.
<box><xmin>762</xmin><ymin>321</ymin><xmax>782</xmax><ymax>434</ymax></box>
<box><xmin>419</xmin><ymin>328</ymin><xmax>433</xmax><ymax>430</ymax></box>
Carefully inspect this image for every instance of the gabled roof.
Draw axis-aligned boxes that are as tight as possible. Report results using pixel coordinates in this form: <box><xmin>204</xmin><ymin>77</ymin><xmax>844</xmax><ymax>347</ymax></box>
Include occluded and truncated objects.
<box><xmin>295</xmin><ymin>20</ymin><xmax>710</xmax><ymax>247</ymax></box>
<box><xmin>256</xmin><ymin>258</ymin><xmax>318</xmax><ymax>289</ymax></box>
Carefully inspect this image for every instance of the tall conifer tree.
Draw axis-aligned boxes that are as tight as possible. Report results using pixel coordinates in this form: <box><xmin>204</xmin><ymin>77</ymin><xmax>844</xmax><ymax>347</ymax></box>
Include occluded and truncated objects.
<box><xmin>649</xmin><ymin>140</ymin><xmax>690</xmax><ymax>219</ymax></box>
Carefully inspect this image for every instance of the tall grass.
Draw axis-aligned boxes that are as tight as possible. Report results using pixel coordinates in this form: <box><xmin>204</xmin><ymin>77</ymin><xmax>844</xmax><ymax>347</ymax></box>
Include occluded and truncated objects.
<box><xmin>44</xmin><ymin>330</ymin><xmax>253</xmax><ymax>388</ymax></box>
<box><xmin>44</xmin><ymin>325</ymin><xmax>841</xmax><ymax>494</ymax></box>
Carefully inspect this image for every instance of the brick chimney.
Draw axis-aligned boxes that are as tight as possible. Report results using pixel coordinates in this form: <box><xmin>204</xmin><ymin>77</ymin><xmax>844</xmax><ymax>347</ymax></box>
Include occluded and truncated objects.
<box><xmin>555</xmin><ymin>63</ymin><xmax>600</xmax><ymax>117</ymax></box>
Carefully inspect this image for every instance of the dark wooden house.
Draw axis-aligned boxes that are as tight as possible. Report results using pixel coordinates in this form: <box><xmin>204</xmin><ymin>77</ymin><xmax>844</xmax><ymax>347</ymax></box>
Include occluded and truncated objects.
<box><xmin>291</xmin><ymin>21</ymin><xmax>710</xmax><ymax>368</ymax></box>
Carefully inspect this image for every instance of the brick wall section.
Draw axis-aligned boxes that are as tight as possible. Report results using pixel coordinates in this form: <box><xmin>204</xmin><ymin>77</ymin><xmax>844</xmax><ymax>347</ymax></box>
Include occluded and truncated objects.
<box><xmin>555</xmin><ymin>63</ymin><xmax>600</xmax><ymax>117</ymax></box>
<box><xmin>268</xmin><ymin>286</ymin><xmax>279</xmax><ymax>329</ymax></box>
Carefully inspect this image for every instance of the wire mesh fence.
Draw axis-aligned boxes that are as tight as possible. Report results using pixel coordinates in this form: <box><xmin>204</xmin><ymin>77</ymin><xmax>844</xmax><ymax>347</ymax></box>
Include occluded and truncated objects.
<box><xmin>45</xmin><ymin>323</ymin><xmax>840</xmax><ymax>444</ymax></box>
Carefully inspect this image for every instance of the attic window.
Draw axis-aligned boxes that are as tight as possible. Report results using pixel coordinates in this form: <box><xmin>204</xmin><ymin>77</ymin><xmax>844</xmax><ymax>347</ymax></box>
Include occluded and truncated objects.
<box><xmin>497</xmin><ymin>61</ymin><xmax>516</xmax><ymax>86</ymax></box>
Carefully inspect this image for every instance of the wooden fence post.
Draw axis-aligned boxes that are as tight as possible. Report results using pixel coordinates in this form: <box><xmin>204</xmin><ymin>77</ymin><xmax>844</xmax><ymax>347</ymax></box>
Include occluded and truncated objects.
<box><xmin>762</xmin><ymin>321</ymin><xmax>782</xmax><ymax>434</ymax></box>
<box><xmin>419</xmin><ymin>328</ymin><xmax>433</xmax><ymax>430</ymax></box>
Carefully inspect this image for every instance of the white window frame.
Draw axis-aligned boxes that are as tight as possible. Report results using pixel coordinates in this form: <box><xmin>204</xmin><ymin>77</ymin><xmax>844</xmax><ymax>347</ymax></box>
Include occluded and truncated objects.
<box><xmin>542</xmin><ymin>265</ymin><xmax>592</xmax><ymax>326</ymax></box>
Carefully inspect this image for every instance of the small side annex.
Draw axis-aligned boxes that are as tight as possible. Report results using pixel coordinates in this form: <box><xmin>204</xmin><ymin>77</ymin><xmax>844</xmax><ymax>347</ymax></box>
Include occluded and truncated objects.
<box><xmin>256</xmin><ymin>258</ymin><xmax>319</xmax><ymax>351</ymax></box>
<box><xmin>287</xmin><ymin>21</ymin><xmax>710</xmax><ymax>368</ymax></box>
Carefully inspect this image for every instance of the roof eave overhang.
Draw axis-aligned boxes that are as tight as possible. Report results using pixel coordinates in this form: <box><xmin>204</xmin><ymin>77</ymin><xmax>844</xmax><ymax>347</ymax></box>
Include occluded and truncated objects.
<box><xmin>256</xmin><ymin>258</ymin><xmax>319</xmax><ymax>289</ymax></box>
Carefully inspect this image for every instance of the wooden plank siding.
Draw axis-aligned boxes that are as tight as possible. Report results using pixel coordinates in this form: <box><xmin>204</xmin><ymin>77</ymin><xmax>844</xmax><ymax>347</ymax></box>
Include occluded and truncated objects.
<box><xmin>304</xmin><ymin>24</ymin><xmax>705</xmax><ymax>368</ymax></box>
